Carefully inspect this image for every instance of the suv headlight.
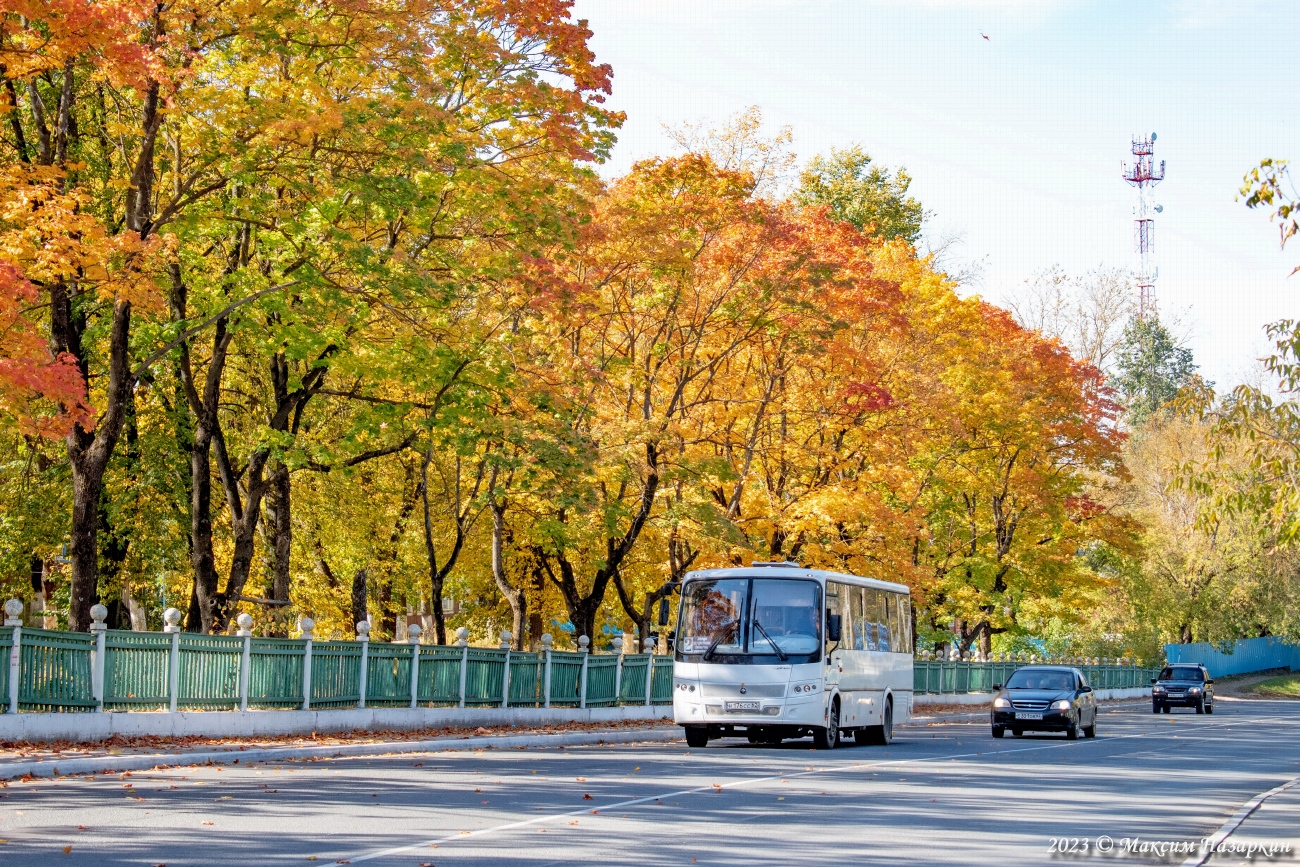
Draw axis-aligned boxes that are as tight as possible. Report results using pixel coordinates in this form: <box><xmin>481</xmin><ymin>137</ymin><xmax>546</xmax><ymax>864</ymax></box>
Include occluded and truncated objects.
<box><xmin>1188</xmin><ymin>687</ymin><xmax>1201</xmax><ymax>693</ymax></box>
<box><xmin>993</xmin><ymin>697</ymin><xmax>1011</xmax><ymax>708</ymax></box>
<box><xmin>1152</xmin><ymin>685</ymin><xmax>1165</xmax><ymax>693</ymax></box>
<box><xmin>1053</xmin><ymin>700</ymin><xmax>1072</xmax><ymax>711</ymax></box>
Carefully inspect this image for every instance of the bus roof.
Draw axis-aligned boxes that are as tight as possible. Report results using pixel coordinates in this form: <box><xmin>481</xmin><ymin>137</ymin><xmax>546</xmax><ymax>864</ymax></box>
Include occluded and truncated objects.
<box><xmin>682</xmin><ymin>565</ymin><xmax>910</xmax><ymax>595</ymax></box>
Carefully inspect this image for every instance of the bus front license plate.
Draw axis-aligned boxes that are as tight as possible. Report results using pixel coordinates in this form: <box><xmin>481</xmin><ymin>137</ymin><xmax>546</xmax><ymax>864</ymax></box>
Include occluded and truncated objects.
<box><xmin>1015</xmin><ymin>712</ymin><xmax>1043</xmax><ymax>721</ymax></box>
<box><xmin>726</xmin><ymin>701</ymin><xmax>760</xmax><ymax>712</ymax></box>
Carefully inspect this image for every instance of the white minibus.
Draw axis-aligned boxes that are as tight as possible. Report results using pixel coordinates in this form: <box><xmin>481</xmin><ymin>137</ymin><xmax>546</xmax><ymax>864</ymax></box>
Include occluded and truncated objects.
<box><xmin>671</xmin><ymin>562</ymin><xmax>913</xmax><ymax>749</ymax></box>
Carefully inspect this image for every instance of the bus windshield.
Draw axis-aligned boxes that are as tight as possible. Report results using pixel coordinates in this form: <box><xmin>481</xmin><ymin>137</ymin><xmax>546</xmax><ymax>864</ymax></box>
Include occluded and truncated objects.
<box><xmin>677</xmin><ymin>577</ymin><xmax>821</xmax><ymax>662</ymax></box>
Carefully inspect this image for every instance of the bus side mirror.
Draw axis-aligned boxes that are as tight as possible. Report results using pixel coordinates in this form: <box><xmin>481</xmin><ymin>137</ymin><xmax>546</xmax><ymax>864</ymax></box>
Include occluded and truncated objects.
<box><xmin>658</xmin><ymin>597</ymin><xmax>671</xmax><ymax>628</ymax></box>
<box><xmin>826</xmin><ymin>614</ymin><xmax>842</xmax><ymax>643</ymax></box>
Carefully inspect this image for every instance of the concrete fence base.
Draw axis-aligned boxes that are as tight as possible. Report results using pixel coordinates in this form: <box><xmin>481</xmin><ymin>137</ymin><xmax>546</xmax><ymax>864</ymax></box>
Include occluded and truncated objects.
<box><xmin>914</xmin><ymin>687</ymin><xmax>1151</xmax><ymax>707</ymax></box>
<box><xmin>0</xmin><ymin>705</ymin><xmax>670</xmax><ymax>744</ymax></box>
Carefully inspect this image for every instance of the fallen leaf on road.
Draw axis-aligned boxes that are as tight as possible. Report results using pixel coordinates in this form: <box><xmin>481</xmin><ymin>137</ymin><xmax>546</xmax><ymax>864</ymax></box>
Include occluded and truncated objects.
<box><xmin>215</xmin><ymin>796</ymin><xmax>232</xmax><ymax>801</ymax></box>
<box><xmin>582</xmin><ymin>794</ymin><xmax>593</xmax><ymax>800</ymax></box>
<box><xmin>575</xmin><ymin>777</ymin><xmax>586</xmax><ymax>782</ymax></box>
<box><xmin>569</xmin><ymin>820</ymin><xmax>579</xmax><ymax>825</ymax></box>
<box><xmin>77</xmin><ymin>826</ymin><xmax>87</xmax><ymax>831</ymax></box>
<box><xmin>63</xmin><ymin>846</ymin><xmax>73</xmax><ymax>854</ymax></box>
<box><xmin>202</xmin><ymin>822</ymin><xmax>214</xmax><ymax>826</ymax></box>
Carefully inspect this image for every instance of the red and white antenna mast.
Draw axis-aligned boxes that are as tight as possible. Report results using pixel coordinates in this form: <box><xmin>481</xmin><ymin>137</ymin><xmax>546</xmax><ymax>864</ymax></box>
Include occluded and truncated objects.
<box><xmin>1122</xmin><ymin>133</ymin><xmax>1165</xmax><ymax>317</ymax></box>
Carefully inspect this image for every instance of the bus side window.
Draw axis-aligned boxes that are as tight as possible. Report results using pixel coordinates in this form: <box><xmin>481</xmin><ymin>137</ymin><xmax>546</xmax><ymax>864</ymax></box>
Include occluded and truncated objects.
<box><xmin>886</xmin><ymin>592</ymin><xmax>903</xmax><ymax>652</ymax></box>
<box><xmin>849</xmin><ymin>586</ymin><xmax>865</xmax><ymax>651</ymax></box>
<box><xmin>828</xmin><ymin>581</ymin><xmax>853</xmax><ymax>650</ymax></box>
<box><xmin>898</xmin><ymin>595</ymin><xmax>913</xmax><ymax>652</ymax></box>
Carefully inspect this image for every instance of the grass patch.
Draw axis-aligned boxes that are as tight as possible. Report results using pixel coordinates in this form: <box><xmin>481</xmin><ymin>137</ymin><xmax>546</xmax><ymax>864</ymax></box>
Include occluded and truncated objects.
<box><xmin>1253</xmin><ymin>673</ymin><xmax>1300</xmax><ymax>698</ymax></box>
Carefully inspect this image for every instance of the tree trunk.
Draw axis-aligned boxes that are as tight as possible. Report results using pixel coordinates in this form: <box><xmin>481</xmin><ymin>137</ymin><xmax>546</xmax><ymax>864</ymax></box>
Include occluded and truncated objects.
<box><xmin>266</xmin><ymin>461</ymin><xmax>292</xmax><ymax>609</ymax></box>
<box><xmin>350</xmin><ymin>567</ymin><xmax>369</xmax><ymax>632</ymax></box>
<box><xmin>490</xmin><ymin>500</ymin><xmax>526</xmax><ymax>650</ymax></box>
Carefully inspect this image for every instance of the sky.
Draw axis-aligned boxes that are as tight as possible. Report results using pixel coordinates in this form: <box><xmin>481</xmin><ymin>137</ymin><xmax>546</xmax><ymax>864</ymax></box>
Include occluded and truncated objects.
<box><xmin>572</xmin><ymin>0</ymin><xmax>1300</xmax><ymax>390</ymax></box>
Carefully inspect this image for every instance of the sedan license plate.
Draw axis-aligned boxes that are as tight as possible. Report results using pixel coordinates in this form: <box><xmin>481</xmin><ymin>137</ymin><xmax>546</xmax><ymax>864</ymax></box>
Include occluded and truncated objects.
<box><xmin>1015</xmin><ymin>712</ymin><xmax>1043</xmax><ymax>721</ymax></box>
<box><xmin>726</xmin><ymin>700</ymin><xmax>760</xmax><ymax>712</ymax></box>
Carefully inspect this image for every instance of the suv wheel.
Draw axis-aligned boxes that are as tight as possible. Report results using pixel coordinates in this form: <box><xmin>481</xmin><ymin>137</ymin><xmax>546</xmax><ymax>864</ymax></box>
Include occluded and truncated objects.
<box><xmin>1205</xmin><ymin>701</ymin><xmax>1214</xmax><ymax>715</ymax></box>
<box><xmin>992</xmin><ymin>726</ymin><xmax>1005</xmax><ymax>739</ymax></box>
<box><xmin>1195</xmin><ymin>699</ymin><xmax>1205</xmax><ymax>715</ymax></box>
<box><xmin>1152</xmin><ymin>701</ymin><xmax>1161</xmax><ymax>714</ymax></box>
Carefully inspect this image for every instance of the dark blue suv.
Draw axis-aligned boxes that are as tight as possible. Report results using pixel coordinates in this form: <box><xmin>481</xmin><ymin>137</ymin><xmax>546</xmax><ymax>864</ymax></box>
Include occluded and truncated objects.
<box><xmin>1151</xmin><ymin>664</ymin><xmax>1214</xmax><ymax>714</ymax></box>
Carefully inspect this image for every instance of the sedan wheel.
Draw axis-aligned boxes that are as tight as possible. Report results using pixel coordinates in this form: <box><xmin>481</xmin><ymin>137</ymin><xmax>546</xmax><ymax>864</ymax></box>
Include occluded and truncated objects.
<box><xmin>1066</xmin><ymin>723</ymin><xmax>1079</xmax><ymax>740</ymax></box>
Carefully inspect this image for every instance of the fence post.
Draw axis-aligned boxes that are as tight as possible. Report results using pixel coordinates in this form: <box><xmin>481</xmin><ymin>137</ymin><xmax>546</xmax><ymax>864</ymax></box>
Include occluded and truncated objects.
<box><xmin>541</xmin><ymin>633</ymin><xmax>553</xmax><ymax>708</ymax></box>
<box><xmin>4</xmin><ymin>599</ymin><xmax>22</xmax><ymax>714</ymax></box>
<box><xmin>236</xmin><ymin>612</ymin><xmax>253</xmax><ymax>712</ymax></box>
<box><xmin>90</xmin><ymin>604</ymin><xmax>108</xmax><ymax>712</ymax></box>
<box><xmin>162</xmin><ymin>608</ymin><xmax>182</xmax><ymax>713</ymax></box>
<box><xmin>456</xmin><ymin>627</ymin><xmax>469</xmax><ymax>709</ymax></box>
<box><xmin>408</xmin><ymin>624</ymin><xmax>422</xmax><ymax>709</ymax></box>
<box><xmin>578</xmin><ymin>635</ymin><xmax>590</xmax><ymax>710</ymax></box>
<box><xmin>356</xmin><ymin>620</ymin><xmax>370</xmax><ymax>709</ymax></box>
<box><xmin>612</xmin><ymin>636</ymin><xmax>624</xmax><ymax>704</ymax></box>
<box><xmin>644</xmin><ymin>637</ymin><xmax>655</xmax><ymax>706</ymax></box>
<box><xmin>300</xmin><ymin>617</ymin><xmax>315</xmax><ymax>711</ymax></box>
<box><xmin>500</xmin><ymin>630</ymin><xmax>513</xmax><ymax>709</ymax></box>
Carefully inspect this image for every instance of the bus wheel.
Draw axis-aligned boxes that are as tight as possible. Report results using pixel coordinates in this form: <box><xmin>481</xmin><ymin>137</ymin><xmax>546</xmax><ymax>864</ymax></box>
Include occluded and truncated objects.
<box><xmin>863</xmin><ymin>698</ymin><xmax>894</xmax><ymax>745</ymax></box>
<box><xmin>684</xmin><ymin>726</ymin><xmax>709</xmax><ymax>749</ymax></box>
<box><xmin>813</xmin><ymin>701</ymin><xmax>840</xmax><ymax>750</ymax></box>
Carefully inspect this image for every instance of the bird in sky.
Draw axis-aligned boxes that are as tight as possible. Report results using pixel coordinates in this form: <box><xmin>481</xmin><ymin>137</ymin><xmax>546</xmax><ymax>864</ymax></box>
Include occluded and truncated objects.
<box><xmin>980</xmin><ymin>31</ymin><xmax>990</xmax><ymax>40</ymax></box>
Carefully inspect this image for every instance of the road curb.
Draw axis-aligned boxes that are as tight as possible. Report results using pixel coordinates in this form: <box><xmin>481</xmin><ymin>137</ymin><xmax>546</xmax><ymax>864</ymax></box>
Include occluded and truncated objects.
<box><xmin>0</xmin><ymin>727</ymin><xmax>684</xmax><ymax>781</ymax></box>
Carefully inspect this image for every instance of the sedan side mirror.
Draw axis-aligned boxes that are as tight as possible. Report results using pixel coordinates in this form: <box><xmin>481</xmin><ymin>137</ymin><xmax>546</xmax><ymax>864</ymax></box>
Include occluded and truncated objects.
<box><xmin>825</xmin><ymin>613</ymin><xmax>842</xmax><ymax>643</ymax></box>
<box><xmin>992</xmin><ymin>683</ymin><xmax>1002</xmax><ymax>691</ymax></box>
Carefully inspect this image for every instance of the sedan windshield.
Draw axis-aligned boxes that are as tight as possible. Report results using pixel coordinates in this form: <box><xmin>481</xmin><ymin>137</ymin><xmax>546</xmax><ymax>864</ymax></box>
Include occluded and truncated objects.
<box><xmin>1159</xmin><ymin>666</ymin><xmax>1205</xmax><ymax>682</ymax></box>
<box><xmin>1005</xmin><ymin>670</ymin><xmax>1075</xmax><ymax>691</ymax></box>
<box><xmin>677</xmin><ymin>577</ymin><xmax>821</xmax><ymax>662</ymax></box>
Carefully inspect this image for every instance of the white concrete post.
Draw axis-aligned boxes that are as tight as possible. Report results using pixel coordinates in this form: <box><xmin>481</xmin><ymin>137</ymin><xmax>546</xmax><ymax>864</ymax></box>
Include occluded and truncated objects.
<box><xmin>163</xmin><ymin>607</ymin><xmax>181</xmax><ymax>713</ymax></box>
<box><xmin>299</xmin><ymin>617</ymin><xmax>315</xmax><ymax>711</ymax></box>
<box><xmin>90</xmin><ymin>604</ymin><xmax>108</xmax><ymax>711</ymax></box>
<box><xmin>500</xmin><ymin>630</ymin><xmax>512</xmax><ymax>709</ymax></box>
<box><xmin>5</xmin><ymin>599</ymin><xmax>23</xmax><ymax>714</ymax></box>
<box><xmin>236</xmin><ymin>612</ymin><xmax>253</xmax><ymax>712</ymax></box>
<box><xmin>578</xmin><ymin>635</ymin><xmax>589</xmax><ymax>710</ymax></box>
<box><xmin>541</xmin><ymin>633</ymin><xmax>553</xmax><ymax>708</ymax></box>
<box><xmin>643</xmin><ymin>636</ymin><xmax>655</xmax><ymax>706</ymax></box>
<box><xmin>407</xmin><ymin>624</ymin><xmax>422</xmax><ymax>709</ymax></box>
<box><xmin>612</xmin><ymin>636</ymin><xmax>624</xmax><ymax>705</ymax></box>
<box><xmin>356</xmin><ymin>620</ymin><xmax>370</xmax><ymax>709</ymax></box>
<box><xmin>455</xmin><ymin>627</ymin><xmax>469</xmax><ymax>709</ymax></box>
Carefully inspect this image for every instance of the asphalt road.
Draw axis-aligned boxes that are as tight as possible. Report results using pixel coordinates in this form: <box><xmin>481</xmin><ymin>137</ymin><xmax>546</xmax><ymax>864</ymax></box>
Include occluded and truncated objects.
<box><xmin>2</xmin><ymin>699</ymin><xmax>1298</xmax><ymax>866</ymax></box>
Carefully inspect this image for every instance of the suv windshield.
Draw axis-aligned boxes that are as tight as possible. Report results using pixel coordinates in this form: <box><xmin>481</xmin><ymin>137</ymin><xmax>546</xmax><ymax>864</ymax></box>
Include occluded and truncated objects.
<box><xmin>676</xmin><ymin>577</ymin><xmax>821</xmax><ymax>664</ymax></box>
<box><xmin>1159</xmin><ymin>666</ymin><xmax>1205</xmax><ymax>682</ymax></box>
<box><xmin>1005</xmin><ymin>670</ymin><xmax>1075</xmax><ymax>691</ymax></box>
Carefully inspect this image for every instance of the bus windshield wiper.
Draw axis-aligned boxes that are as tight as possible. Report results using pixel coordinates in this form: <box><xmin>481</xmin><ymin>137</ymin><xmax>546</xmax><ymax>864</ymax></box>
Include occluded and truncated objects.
<box><xmin>702</xmin><ymin>619</ymin><xmax>739</xmax><ymax>660</ymax></box>
<box><xmin>750</xmin><ymin>619</ymin><xmax>788</xmax><ymax>661</ymax></box>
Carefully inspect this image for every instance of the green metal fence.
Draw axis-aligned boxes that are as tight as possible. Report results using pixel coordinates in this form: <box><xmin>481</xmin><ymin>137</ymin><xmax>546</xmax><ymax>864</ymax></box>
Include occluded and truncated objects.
<box><xmin>177</xmin><ymin>634</ymin><xmax>242</xmax><ymax>710</ymax></box>
<box><xmin>103</xmin><ymin>630</ymin><xmax>171</xmax><ymax>711</ymax></box>
<box><xmin>310</xmin><ymin>641</ymin><xmax>363</xmax><ymax>709</ymax></box>
<box><xmin>18</xmin><ymin>628</ymin><xmax>96</xmax><ymax>712</ymax></box>
<box><xmin>416</xmin><ymin>646</ymin><xmax>464</xmax><ymax>707</ymax></box>
<box><xmin>7</xmin><ymin>610</ymin><xmax>1167</xmax><ymax>717</ymax></box>
<box><xmin>365</xmin><ymin>643</ymin><xmax>414</xmax><ymax>707</ymax></box>
<box><xmin>247</xmin><ymin>637</ymin><xmax>304</xmax><ymax>709</ymax></box>
<box><xmin>913</xmin><ymin>659</ymin><xmax>1161</xmax><ymax>695</ymax></box>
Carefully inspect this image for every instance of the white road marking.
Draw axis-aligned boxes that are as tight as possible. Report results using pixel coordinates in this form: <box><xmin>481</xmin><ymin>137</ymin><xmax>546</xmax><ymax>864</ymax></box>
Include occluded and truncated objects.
<box><xmin>1180</xmin><ymin>774</ymin><xmax>1300</xmax><ymax>867</ymax></box>
<box><xmin>333</xmin><ymin>714</ymin><xmax>1284</xmax><ymax>863</ymax></box>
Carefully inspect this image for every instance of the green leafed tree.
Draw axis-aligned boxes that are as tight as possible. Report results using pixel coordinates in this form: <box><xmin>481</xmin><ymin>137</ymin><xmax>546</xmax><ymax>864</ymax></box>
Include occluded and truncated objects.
<box><xmin>1114</xmin><ymin>316</ymin><xmax>1199</xmax><ymax>425</ymax></box>
<box><xmin>795</xmin><ymin>145</ymin><xmax>927</xmax><ymax>245</ymax></box>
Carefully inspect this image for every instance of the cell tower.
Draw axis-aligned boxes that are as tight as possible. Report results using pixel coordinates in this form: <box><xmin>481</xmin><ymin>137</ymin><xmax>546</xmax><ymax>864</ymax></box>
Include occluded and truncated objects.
<box><xmin>1122</xmin><ymin>134</ymin><xmax>1165</xmax><ymax>317</ymax></box>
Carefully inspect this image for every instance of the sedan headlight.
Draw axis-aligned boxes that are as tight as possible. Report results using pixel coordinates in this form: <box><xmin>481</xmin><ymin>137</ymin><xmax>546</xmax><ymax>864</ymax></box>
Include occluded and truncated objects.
<box><xmin>1053</xmin><ymin>700</ymin><xmax>1072</xmax><ymax>711</ymax></box>
<box><xmin>993</xmin><ymin>697</ymin><xmax>1011</xmax><ymax>708</ymax></box>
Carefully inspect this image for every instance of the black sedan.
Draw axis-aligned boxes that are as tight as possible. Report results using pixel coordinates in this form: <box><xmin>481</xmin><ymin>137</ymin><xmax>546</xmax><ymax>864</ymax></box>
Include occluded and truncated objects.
<box><xmin>990</xmin><ymin>665</ymin><xmax>1098</xmax><ymax>740</ymax></box>
<box><xmin>1151</xmin><ymin>664</ymin><xmax>1214</xmax><ymax>714</ymax></box>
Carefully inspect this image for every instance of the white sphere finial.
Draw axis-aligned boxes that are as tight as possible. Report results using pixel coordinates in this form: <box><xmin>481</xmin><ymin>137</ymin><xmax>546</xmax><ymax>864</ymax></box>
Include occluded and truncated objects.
<box><xmin>578</xmin><ymin>635</ymin><xmax>590</xmax><ymax>653</ymax></box>
<box><xmin>540</xmin><ymin>633</ymin><xmax>553</xmax><ymax>649</ymax></box>
<box><xmin>499</xmin><ymin>629</ymin><xmax>512</xmax><ymax>649</ymax></box>
<box><xmin>298</xmin><ymin>616</ymin><xmax>315</xmax><ymax>640</ymax></box>
<box><xmin>356</xmin><ymin>620</ymin><xmax>371</xmax><ymax>639</ymax></box>
<box><xmin>163</xmin><ymin>607</ymin><xmax>182</xmax><ymax>633</ymax></box>
<box><xmin>455</xmin><ymin>626</ymin><xmax>469</xmax><ymax>647</ymax></box>
<box><xmin>236</xmin><ymin>612</ymin><xmax>253</xmax><ymax>637</ymax></box>
<box><xmin>407</xmin><ymin>623</ymin><xmax>422</xmax><ymax>642</ymax></box>
<box><xmin>3</xmin><ymin>598</ymin><xmax>23</xmax><ymax>625</ymax></box>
